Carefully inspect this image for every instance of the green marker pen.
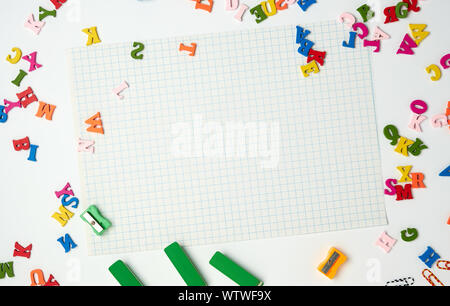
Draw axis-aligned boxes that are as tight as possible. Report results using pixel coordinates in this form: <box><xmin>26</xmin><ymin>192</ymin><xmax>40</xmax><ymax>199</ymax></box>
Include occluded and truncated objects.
<box><xmin>108</xmin><ymin>260</ymin><xmax>143</xmax><ymax>286</ymax></box>
<box><xmin>209</xmin><ymin>251</ymin><xmax>263</xmax><ymax>286</ymax></box>
<box><xmin>164</xmin><ymin>242</ymin><xmax>207</xmax><ymax>286</ymax></box>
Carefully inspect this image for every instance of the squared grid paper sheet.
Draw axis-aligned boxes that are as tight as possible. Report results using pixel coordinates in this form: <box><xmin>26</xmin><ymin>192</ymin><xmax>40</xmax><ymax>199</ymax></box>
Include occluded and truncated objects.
<box><xmin>68</xmin><ymin>20</ymin><xmax>387</xmax><ymax>256</ymax></box>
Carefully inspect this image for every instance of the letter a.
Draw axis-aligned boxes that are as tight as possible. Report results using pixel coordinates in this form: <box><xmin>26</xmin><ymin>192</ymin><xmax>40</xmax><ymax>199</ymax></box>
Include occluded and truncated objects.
<box><xmin>409</xmin><ymin>24</ymin><xmax>429</xmax><ymax>46</ymax></box>
<box><xmin>44</xmin><ymin>274</ymin><xmax>60</xmax><ymax>286</ymax></box>
<box><xmin>397</xmin><ymin>34</ymin><xmax>417</xmax><ymax>55</ymax></box>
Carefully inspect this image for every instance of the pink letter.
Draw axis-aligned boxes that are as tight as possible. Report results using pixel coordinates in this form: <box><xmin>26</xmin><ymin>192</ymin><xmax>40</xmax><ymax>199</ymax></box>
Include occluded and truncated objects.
<box><xmin>408</xmin><ymin>114</ymin><xmax>427</xmax><ymax>132</ymax></box>
<box><xmin>112</xmin><ymin>81</ymin><xmax>129</xmax><ymax>100</ymax></box>
<box><xmin>431</xmin><ymin>114</ymin><xmax>448</xmax><ymax>128</ymax></box>
<box><xmin>24</xmin><ymin>14</ymin><xmax>45</xmax><ymax>35</ymax></box>
<box><xmin>375</xmin><ymin>231</ymin><xmax>397</xmax><ymax>253</ymax></box>
<box><xmin>384</xmin><ymin>179</ymin><xmax>397</xmax><ymax>196</ymax></box>
<box><xmin>234</xmin><ymin>4</ymin><xmax>249</xmax><ymax>21</ymax></box>
<box><xmin>55</xmin><ymin>183</ymin><xmax>75</xmax><ymax>199</ymax></box>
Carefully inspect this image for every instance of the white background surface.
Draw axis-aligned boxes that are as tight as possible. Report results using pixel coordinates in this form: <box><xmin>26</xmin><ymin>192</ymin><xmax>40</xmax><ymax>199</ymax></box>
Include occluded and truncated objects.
<box><xmin>0</xmin><ymin>0</ymin><xmax>449</xmax><ymax>286</ymax></box>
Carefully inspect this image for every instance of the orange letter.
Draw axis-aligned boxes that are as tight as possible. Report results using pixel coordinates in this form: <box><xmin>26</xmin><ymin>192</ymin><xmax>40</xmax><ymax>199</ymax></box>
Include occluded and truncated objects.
<box><xmin>35</xmin><ymin>102</ymin><xmax>56</xmax><ymax>120</ymax></box>
<box><xmin>85</xmin><ymin>112</ymin><xmax>104</xmax><ymax>134</ymax></box>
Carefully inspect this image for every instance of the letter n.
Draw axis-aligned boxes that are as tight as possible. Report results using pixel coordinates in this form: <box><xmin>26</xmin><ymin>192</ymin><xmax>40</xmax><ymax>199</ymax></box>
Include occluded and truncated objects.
<box><xmin>57</xmin><ymin>234</ymin><xmax>78</xmax><ymax>253</ymax></box>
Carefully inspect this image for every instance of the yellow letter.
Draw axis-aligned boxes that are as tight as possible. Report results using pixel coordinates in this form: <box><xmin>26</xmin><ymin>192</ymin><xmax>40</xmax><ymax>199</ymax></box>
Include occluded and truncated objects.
<box><xmin>397</xmin><ymin>165</ymin><xmax>412</xmax><ymax>182</ymax></box>
<box><xmin>261</xmin><ymin>0</ymin><xmax>277</xmax><ymax>16</ymax></box>
<box><xmin>6</xmin><ymin>47</ymin><xmax>22</xmax><ymax>64</ymax></box>
<box><xmin>82</xmin><ymin>26</ymin><xmax>101</xmax><ymax>46</ymax></box>
<box><xmin>394</xmin><ymin>137</ymin><xmax>414</xmax><ymax>156</ymax></box>
<box><xmin>51</xmin><ymin>205</ymin><xmax>74</xmax><ymax>226</ymax></box>
<box><xmin>301</xmin><ymin>60</ymin><xmax>320</xmax><ymax>78</ymax></box>
<box><xmin>425</xmin><ymin>64</ymin><xmax>441</xmax><ymax>81</ymax></box>
<box><xmin>409</xmin><ymin>24</ymin><xmax>429</xmax><ymax>46</ymax></box>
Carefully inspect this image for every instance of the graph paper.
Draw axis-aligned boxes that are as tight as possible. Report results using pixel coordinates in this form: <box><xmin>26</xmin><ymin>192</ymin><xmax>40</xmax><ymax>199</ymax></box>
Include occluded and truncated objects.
<box><xmin>68</xmin><ymin>20</ymin><xmax>387</xmax><ymax>256</ymax></box>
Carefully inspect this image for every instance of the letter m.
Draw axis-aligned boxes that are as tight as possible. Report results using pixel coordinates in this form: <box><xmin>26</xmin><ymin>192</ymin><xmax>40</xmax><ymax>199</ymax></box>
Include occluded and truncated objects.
<box><xmin>0</xmin><ymin>262</ymin><xmax>14</xmax><ymax>279</ymax></box>
<box><xmin>51</xmin><ymin>205</ymin><xmax>74</xmax><ymax>226</ymax></box>
<box><xmin>35</xmin><ymin>102</ymin><xmax>56</xmax><ymax>120</ymax></box>
<box><xmin>395</xmin><ymin>184</ymin><xmax>413</xmax><ymax>201</ymax></box>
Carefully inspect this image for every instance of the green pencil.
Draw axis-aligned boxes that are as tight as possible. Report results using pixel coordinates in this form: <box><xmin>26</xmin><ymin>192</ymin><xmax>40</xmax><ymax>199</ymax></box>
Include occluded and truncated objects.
<box><xmin>108</xmin><ymin>260</ymin><xmax>143</xmax><ymax>286</ymax></box>
<box><xmin>164</xmin><ymin>242</ymin><xmax>207</xmax><ymax>286</ymax></box>
<box><xmin>209</xmin><ymin>251</ymin><xmax>263</xmax><ymax>286</ymax></box>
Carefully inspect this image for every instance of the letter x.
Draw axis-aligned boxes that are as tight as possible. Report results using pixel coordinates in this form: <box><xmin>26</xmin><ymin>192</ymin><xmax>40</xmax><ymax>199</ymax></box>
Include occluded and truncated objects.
<box><xmin>22</xmin><ymin>52</ymin><xmax>42</xmax><ymax>72</ymax></box>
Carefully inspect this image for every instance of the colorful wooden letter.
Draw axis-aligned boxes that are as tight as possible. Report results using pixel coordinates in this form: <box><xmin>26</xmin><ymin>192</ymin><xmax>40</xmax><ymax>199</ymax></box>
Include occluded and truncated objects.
<box><xmin>57</xmin><ymin>234</ymin><xmax>78</xmax><ymax>253</ymax></box>
<box><xmin>35</xmin><ymin>102</ymin><xmax>56</xmax><ymax>120</ymax></box>
<box><xmin>0</xmin><ymin>262</ymin><xmax>14</xmax><ymax>279</ymax></box>
<box><xmin>13</xmin><ymin>242</ymin><xmax>32</xmax><ymax>258</ymax></box>
<box><xmin>179</xmin><ymin>43</ymin><xmax>197</xmax><ymax>56</ymax></box>
<box><xmin>419</xmin><ymin>247</ymin><xmax>440</xmax><ymax>268</ymax></box>
<box><xmin>401</xmin><ymin>228</ymin><xmax>418</xmax><ymax>242</ymax></box>
<box><xmin>85</xmin><ymin>112</ymin><xmax>104</xmax><ymax>134</ymax></box>
<box><xmin>82</xmin><ymin>27</ymin><xmax>101</xmax><ymax>46</ymax></box>
<box><xmin>375</xmin><ymin>231</ymin><xmax>396</xmax><ymax>253</ymax></box>
<box><xmin>51</xmin><ymin>206</ymin><xmax>74</xmax><ymax>227</ymax></box>
<box><xmin>395</xmin><ymin>184</ymin><xmax>413</xmax><ymax>201</ymax></box>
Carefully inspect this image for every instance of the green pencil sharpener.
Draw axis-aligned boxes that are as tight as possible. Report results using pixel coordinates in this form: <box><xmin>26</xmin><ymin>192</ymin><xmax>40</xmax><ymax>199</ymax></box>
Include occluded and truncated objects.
<box><xmin>80</xmin><ymin>205</ymin><xmax>112</xmax><ymax>236</ymax></box>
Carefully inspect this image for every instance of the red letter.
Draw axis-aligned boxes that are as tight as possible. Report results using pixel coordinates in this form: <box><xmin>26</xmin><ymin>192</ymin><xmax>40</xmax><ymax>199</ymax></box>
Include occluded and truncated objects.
<box><xmin>403</xmin><ymin>0</ymin><xmax>420</xmax><ymax>12</ymax></box>
<box><xmin>307</xmin><ymin>49</ymin><xmax>326</xmax><ymax>66</ymax></box>
<box><xmin>16</xmin><ymin>87</ymin><xmax>38</xmax><ymax>108</ymax></box>
<box><xmin>12</xmin><ymin>137</ymin><xmax>30</xmax><ymax>151</ymax></box>
<box><xmin>13</xmin><ymin>242</ymin><xmax>32</xmax><ymax>258</ymax></box>
<box><xmin>50</xmin><ymin>0</ymin><xmax>67</xmax><ymax>10</ymax></box>
<box><xmin>383</xmin><ymin>6</ymin><xmax>398</xmax><ymax>24</ymax></box>
<box><xmin>395</xmin><ymin>184</ymin><xmax>413</xmax><ymax>201</ymax></box>
<box><xmin>44</xmin><ymin>274</ymin><xmax>60</xmax><ymax>286</ymax></box>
